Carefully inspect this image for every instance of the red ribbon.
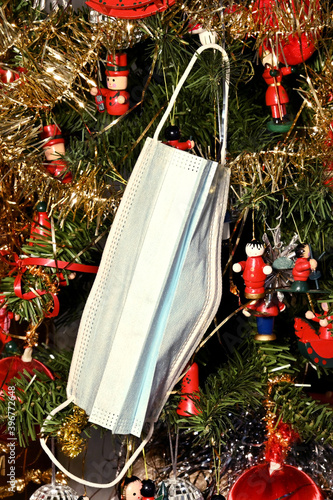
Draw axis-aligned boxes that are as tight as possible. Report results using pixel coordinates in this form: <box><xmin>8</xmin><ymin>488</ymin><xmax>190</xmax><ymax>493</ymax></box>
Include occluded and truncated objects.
<box><xmin>0</xmin><ymin>251</ymin><xmax>98</xmax><ymax>318</ymax></box>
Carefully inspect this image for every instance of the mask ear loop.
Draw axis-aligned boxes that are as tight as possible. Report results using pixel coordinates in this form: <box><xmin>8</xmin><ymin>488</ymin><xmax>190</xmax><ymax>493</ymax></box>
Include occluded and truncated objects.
<box><xmin>40</xmin><ymin>397</ymin><xmax>155</xmax><ymax>488</ymax></box>
<box><xmin>153</xmin><ymin>43</ymin><xmax>230</xmax><ymax>143</ymax></box>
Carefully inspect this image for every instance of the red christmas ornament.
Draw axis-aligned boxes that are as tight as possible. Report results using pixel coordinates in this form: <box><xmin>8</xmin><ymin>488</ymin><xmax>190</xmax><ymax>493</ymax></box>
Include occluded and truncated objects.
<box><xmin>252</xmin><ymin>0</ymin><xmax>320</xmax><ymax>65</ymax></box>
<box><xmin>177</xmin><ymin>362</ymin><xmax>200</xmax><ymax>416</ymax></box>
<box><xmin>90</xmin><ymin>53</ymin><xmax>130</xmax><ymax>116</ymax></box>
<box><xmin>244</xmin><ymin>293</ymin><xmax>285</xmax><ymax>341</ymax></box>
<box><xmin>294</xmin><ymin>315</ymin><xmax>333</xmax><ymax>367</ymax></box>
<box><xmin>0</xmin><ymin>66</ymin><xmax>26</xmax><ymax>84</ymax></box>
<box><xmin>232</xmin><ymin>240</ymin><xmax>272</xmax><ymax>299</ymax></box>
<box><xmin>164</xmin><ymin>126</ymin><xmax>195</xmax><ymax>151</ymax></box>
<box><xmin>86</xmin><ymin>0</ymin><xmax>175</xmax><ymax>19</ymax></box>
<box><xmin>0</xmin><ymin>348</ymin><xmax>54</xmax><ymax>442</ymax></box>
<box><xmin>290</xmin><ymin>243</ymin><xmax>317</xmax><ymax>293</ymax></box>
<box><xmin>40</xmin><ymin>124</ymin><xmax>72</xmax><ymax>184</ymax></box>
<box><xmin>29</xmin><ymin>201</ymin><xmax>51</xmax><ymax>246</ymax></box>
<box><xmin>0</xmin><ymin>348</ymin><xmax>54</xmax><ymax>401</ymax></box>
<box><xmin>228</xmin><ymin>462</ymin><xmax>324</xmax><ymax>499</ymax></box>
<box><xmin>261</xmin><ymin>60</ymin><xmax>293</xmax><ymax>131</ymax></box>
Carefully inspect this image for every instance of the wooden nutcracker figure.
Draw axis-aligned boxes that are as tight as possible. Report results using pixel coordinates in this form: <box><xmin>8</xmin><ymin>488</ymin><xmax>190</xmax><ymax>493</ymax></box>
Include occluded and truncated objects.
<box><xmin>261</xmin><ymin>49</ymin><xmax>293</xmax><ymax>132</ymax></box>
<box><xmin>40</xmin><ymin>124</ymin><xmax>72</xmax><ymax>183</ymax></box>
<box><xmin>90</xmin><ymin>53</ymin><xmax>130</xmax><ymax>116</ymax></box>
<box><xmin>233</xmin><ymin>240</ymin><xmax>272</xmax><ymax>299</ymax></box>
<box><xmin>290</xmin><ymin>243</ymin><xmax>317</xmax><ymax>292</ymax></box>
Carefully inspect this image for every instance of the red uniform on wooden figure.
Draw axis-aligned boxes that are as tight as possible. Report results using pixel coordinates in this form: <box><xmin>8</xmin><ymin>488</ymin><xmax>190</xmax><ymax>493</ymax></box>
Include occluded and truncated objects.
<box><xmin>40</xmin><ymin>124</ymin><xmax>72</xmax><ymax>183</ymax></box>
<box><xmin>233</xmin><ymin>240</ymin><xmax>272</xmax><ymax>299</ymax></box>
<box><xmin>243</xmin><ymin>293</ymin><xmax>286</xmax><ymax>341</ymax></box>
<box><xmin>90</xmin><ymin>53</ymin><xmax>130</xmax><ymax>116</ymax></box>
<box><xmin>164</xmin><ymin>125</ymin><xmax>195</xmax><ymax>151</ymax></box>
<box><xmin>290</xmin><ymin>243</ymin><xmax>317</xmax><ymax>292</ymax></box>
<box><xmin>261</xmin><ymin>50</ymin><xmax>293</xmax><ymax>132</ymax></box>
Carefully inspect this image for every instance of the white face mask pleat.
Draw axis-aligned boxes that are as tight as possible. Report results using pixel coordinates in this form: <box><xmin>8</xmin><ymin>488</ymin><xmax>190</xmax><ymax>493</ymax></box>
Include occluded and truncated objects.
<box><xmin>40</xmin><ymin>43</ymin><xmax>230</xmax><ymax>489</ymax></box>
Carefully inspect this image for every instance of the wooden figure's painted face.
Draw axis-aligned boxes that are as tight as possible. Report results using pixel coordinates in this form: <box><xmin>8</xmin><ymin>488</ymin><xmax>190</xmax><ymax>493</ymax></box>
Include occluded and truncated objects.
<box><xmin>125</xmin><ymin>479</ymin><xmax>143</xmax><ymax>500</ymax></box>
<box><xmin>106</xmin><ymin>76</ymin><xmax>128</xmax><ymax>90</ymax></box>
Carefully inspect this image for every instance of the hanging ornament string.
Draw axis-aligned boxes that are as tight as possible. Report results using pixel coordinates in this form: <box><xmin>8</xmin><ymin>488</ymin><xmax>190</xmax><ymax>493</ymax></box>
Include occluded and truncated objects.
<box><xmin>168</xmin><ymin>424</ymin><xmax>179</xmax><ymax>480</ymax></box>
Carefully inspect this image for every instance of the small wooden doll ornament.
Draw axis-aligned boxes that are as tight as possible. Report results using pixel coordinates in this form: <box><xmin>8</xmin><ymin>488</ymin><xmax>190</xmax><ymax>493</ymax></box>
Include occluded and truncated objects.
<box><xmin>177</xmin><ymin>362</ymin><xmax>200</xmax><ymax>416</ymax></box>
<box><xmin>261</xmin><ymin>49</ymin><xmax>293</xmax><ymax>132</ymax></box>
<box><xmin>40</xmin><ymin>124</ymin><xmax>72</xmax><ymax>183</ymax></box>
<box><xmin>123</xmin><ymin>476</ymin><xmax>143</xmax><ymax>500</ymax></box>
<box><xmin>90</xmin><ymin>53</ymin><xmax>130</xmax><ymax>116</ymax></box>
<box><xmin>290</xmin><ymin>243</ymin><xmax>317</xmax><ymax>292</ymax></box>
<box><xmin>233</xmin><ymin>240</ymin><xmax>272</xmax><ymax>299</ymax></box>
<box><xmin>164</xmin><ymin>126</ymin><xmax>194</xmax><ymax>151</ymax></box>
<box><xmin>243</xmin><ymin>292</ymin><xmax>285</xmax><ymax>341</ymax></box>
<box><xmin>141</xmin><ymin>479</ymin><xmax>156</xmax><ymax>500</ymax></box>
<box><xmin>294</xmin><ymin>303</ymin><xmax>333</xmax><ymax>367</ymax></box>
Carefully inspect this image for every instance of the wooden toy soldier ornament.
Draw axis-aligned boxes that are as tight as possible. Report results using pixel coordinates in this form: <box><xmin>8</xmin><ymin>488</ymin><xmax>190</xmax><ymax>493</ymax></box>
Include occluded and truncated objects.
<box><xmin>40</xmin><ymin>125</ymin><xmax>72</xmax><ymax>183</ymax></box>
<box><xmin>164</xmin><ymin>126</ymin><xmax>195</xmax><ymax>151</ymax></box>
<box><xmin>290</xmin><ymin>243</ymin><xmax>317</xmax><ymax>292</ymax></box>
<box><xmin>233</xmin><ymin>240</ymin><xmax>272</xmax><ymax>299</ymax></box>
<box><xmin>141</xmin><ymin>479</ymin><xmax>156</xmax><ymax>500</ymax></box>
<box><xmin>260</xmin><ymin>49</ymin><xmax>293</xmax><ymax>132</ymax></box>
<box><xmin>90</xmin><ymin>53</ymin><xmax>130</xmax><ymax>116</ymax></box>
<box><xmin>243</xmin><ymin>292</ymin><xmax>285</xmax><ymax>341</ymax></box>
<box><xmin>123</xmin><ymin>476</ymin><xmax>142</xmax><ymax>500</ymax></box>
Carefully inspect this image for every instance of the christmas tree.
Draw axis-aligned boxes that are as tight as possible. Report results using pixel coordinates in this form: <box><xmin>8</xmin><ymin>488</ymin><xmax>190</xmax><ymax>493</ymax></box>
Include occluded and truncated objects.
<box><xmin>0</xmin><ymin>0</ymin><xmax>333</xmax><ymax>498</ymax></box>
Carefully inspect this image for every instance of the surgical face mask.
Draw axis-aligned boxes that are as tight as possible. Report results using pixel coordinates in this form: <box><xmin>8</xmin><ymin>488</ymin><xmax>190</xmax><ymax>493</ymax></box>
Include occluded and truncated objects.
<box><xmin>40</xmin><ymin>43</ymin><xmax>230</xmax><ymax>489</ymax></box>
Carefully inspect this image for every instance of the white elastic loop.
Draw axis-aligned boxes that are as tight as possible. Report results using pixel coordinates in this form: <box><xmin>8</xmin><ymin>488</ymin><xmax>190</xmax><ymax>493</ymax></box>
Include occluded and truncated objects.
<box><xmin>40</xmin><ymin>398</ymin><xmax>155</xmax><ymax>488</ymax></box>
<box><xmin>153</xmin><ymin>43</ymin><xmax>230</xmax><ymax>146</ymax></box>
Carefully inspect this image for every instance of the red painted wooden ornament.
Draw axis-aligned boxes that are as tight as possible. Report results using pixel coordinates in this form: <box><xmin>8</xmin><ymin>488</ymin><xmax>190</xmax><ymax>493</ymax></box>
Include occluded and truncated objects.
<box><xmin>0</xmin><ymin>296</ymin><xmax>13</xmax><ymax>350</ymax></box>
<box><xmin>0</xmin><ymin>348</ymin><xmax>54</xmax><ymax>401</ymax></box>
<box><xmin>40</xmin><ymin>125</ymin><xmax>72</xmax><ymax>184</ymax></box>
<box><xmin>228</xmin><ymin>463</ymin><xmax>324</xmax><ymax>500</ymax></box>
<box><xmin>294</xmin><ymin>317</ymin><xmax>333</xmax><ymax>367</ymax></box>
<box><xmin>0</xmin><ymin>348</ymin><xmax>54</xmax><ymax>441</ymax></box>
<box><xmin>177</xmin><ymin>362</ymin><xmax>200</xmax><ymax>416</ymax></box>
<box><xmin>86</xmin><ymin>0</ymin><xmax>175</xmax><ymax>19</ymax></box>
<box><xmin>252</xmin><ymin>0</ymin><xmax>319</xmax><ymax>65</ymax></box>
<box><xmin>29</xmin><ymin>201</ymin><xmax>51</xmax><ymax>246</ymax></box>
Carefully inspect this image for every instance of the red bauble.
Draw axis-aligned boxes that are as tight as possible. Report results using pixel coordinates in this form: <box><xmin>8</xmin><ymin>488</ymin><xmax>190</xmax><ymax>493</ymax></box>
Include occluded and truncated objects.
<box><xmin>252</xmin><ymin>0</ymin><xmax>319</xmax><ymax>65</ymax></box>
<box><xmin>0</xmin><ymin>352</ymin><xmax>54</xmax><ymax>400</ymax></box>
<box><xmin>279</xmin><ymin>33</ymin><xmax>317</xmax><ymax>66</ymax></box>
<box><xmin>0</xmin><ymin>351</ymin><xmax>54</xmax><ymax>441</ymax></box>
<box><xmin>228</xmin><ymin>463</ymin><xmax>324</xmax><ymax>500</ymax></box>
<box><xmin>86</xmin><ymin>0</ymin><xmax>175</xmax><ymax>19</ymax></box>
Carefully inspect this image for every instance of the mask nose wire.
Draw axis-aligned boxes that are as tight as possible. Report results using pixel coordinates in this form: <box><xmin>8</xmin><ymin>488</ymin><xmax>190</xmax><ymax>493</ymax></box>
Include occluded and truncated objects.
<box><xmin>40</xmin><ymin>397</ymin><xmax>155</xmax><ymax>488</ymax></box>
